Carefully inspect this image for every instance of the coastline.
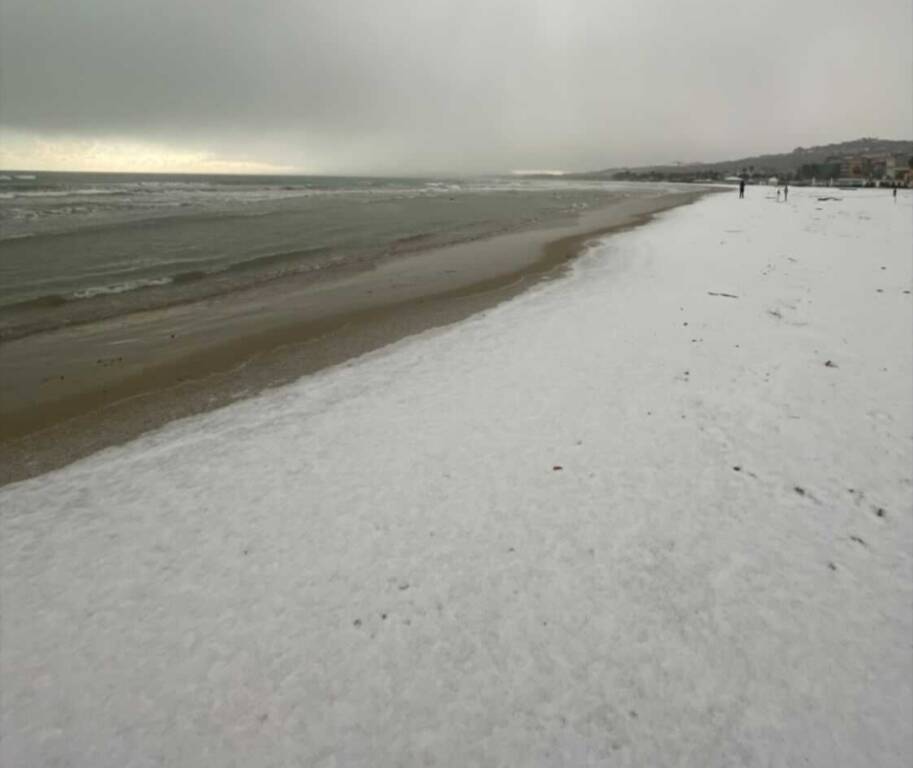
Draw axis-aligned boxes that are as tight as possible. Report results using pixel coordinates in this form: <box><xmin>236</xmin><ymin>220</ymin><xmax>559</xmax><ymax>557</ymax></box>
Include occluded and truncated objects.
<box><xmin>3</xmin><ymin>187</ymin><xmax>909</xmax><ymax>764</ymax></box>
<box><xmin>0</xmin><ymin>188</ymin><xmax>710</xmax><ymax>485</ymax></box>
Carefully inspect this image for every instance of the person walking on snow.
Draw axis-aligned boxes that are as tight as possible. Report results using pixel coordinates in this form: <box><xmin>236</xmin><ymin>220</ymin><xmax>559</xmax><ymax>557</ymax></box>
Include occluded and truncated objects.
<box><xmin>783</xmin><ymin>182</ymin><xmax>788</xmax><ymax>202</ymax></box>
<box><xmin>739</xmin><ymin>178</ymin><xmax>745</xmax><ymax>199</ymax></box>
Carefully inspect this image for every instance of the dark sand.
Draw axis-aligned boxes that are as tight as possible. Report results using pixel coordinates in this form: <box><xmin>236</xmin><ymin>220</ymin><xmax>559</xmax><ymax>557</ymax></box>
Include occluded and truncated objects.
<box><xmin>0</xmin><ymin>190</ymin><xmax>708</xmax><ymax>485</ymax></box>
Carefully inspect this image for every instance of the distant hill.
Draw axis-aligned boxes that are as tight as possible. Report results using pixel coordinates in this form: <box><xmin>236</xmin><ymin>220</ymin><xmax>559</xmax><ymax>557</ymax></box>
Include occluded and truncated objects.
<box><xmin>578</xmin><ymin>138</ymin><xmax>913</xmax><ymax>182</ymax></box>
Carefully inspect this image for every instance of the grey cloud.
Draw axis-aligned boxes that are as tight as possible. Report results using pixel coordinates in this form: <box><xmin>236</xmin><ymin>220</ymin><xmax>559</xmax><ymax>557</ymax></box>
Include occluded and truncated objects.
<box><xmin>1</xmin><ymin>0</ymin><xmax>910</xmax><ymax>173</ymax></box>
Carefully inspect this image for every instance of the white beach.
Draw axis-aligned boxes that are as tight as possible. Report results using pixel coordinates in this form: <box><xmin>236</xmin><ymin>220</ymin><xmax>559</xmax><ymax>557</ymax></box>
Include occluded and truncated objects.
<box><xmin>2</xmin><ymin>187</ymin><xmax>911</xmax><ymax>766</ymax></box>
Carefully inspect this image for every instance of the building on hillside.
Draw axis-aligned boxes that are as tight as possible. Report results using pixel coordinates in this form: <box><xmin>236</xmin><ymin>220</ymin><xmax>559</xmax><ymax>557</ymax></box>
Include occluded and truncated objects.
<box><xmin>835</xmin><ymin>153</ymin><xmax>911</xmax><ymax>182</ymax></box>
<box><xmin>840</xmin><ymin>157</ymin><xmax>866</xmax><ymax>177</ymax></box>
<box><xmin>885</xmin><ymin>154</ymin><xmax>912</xmax><ymax>182</ymax></box>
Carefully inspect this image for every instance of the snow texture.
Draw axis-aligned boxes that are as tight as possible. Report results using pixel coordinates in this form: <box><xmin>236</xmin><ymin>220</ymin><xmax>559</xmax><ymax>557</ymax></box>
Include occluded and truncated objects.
<box><xmin>2</xmin><ymin>188</ymin><xmax>911</xmax><ymax>767</ymax></box>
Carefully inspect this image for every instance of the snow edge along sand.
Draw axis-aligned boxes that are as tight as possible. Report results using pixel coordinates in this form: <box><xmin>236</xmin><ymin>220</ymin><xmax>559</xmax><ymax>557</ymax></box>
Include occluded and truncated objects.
<box><xmin>2</xmin><ymin>188</ymin><xmax>911</xmax><ymax>767</ymax></box>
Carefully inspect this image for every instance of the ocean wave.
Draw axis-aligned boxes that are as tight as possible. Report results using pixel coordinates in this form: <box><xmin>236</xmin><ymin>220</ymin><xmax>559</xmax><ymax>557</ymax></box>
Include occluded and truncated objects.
<box><xmin>1</xmin><ymin>245</ymin><xmax>339</xmax><ymax>313</ymax></box>
<box><xmin>221</xmin><ymin>245</ymin><xmax>334</xmax><ymax>274</ymax></box>
<box><xmin>69</xmin><ymin>276</ymin><xmax>175</xmax><ymax>299</ymax></box>
<box><xmin>0</xmin><ymin>187</ymin><xmax>134</xmax><ymax>199</ymax></box>
<box><xmin>1</xmin><ymin>273</ymin><xmax>209</xmax><ymax>313</ymax></box>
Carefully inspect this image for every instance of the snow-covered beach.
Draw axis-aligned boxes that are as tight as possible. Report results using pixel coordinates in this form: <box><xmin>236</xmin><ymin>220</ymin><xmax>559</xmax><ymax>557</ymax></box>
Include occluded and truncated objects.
<box><xmin>2</xmin><ymin>187</ymin><xmax>911</xmax><ymax>765</ymax></box>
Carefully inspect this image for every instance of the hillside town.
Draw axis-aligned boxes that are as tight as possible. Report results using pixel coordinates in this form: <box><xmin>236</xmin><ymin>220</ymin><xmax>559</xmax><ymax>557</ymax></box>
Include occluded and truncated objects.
<box><xmin>738</xmin><ymin>150</ymin><xmax>911</xmax><ymax>187</ymax></box>
<box><xmin>601</xmin><ymin>138</ymin><xmax>913</xmax><ymax>187</ymax></box>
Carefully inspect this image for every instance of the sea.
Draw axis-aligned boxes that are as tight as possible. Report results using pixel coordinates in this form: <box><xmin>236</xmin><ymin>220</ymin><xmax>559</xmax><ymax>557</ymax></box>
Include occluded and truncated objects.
<box><xmin>0</xmin><ymin>171</ymin><xmax>636</xmax><ymax>340</ymax></box>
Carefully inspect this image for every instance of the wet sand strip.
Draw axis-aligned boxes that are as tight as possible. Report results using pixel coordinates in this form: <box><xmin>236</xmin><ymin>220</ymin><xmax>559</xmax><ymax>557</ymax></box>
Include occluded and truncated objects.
<box><xmin>0</xmin><ymin>190</ymin><xmax>710</xmax><ymax>485</ymax></box>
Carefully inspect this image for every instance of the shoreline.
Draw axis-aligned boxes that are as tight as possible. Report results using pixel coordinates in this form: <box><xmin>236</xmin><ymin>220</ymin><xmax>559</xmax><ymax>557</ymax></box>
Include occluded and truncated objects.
<box><xmin>0</xmin><ymin>188</ymin><xmax>710</xmax><ymax>485</ymax></box>
<box><xmin>4</xmin><ymin>187</ymin><xmax>909</xmax><ymax>764</ymax></box>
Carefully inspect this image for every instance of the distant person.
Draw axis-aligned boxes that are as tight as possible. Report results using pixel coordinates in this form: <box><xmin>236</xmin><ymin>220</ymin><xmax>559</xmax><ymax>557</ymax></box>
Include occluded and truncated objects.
<box><xmin>776</xmin><ymin>188</ymin><xmax>781</xmax><ymax>202</ymax></box>
<box><xmin>783</xmin><ymin>182</ymin><xmax>789</xmax><ymax>202</ymax></box>
<box><xmin>893</xmin><ymin>185</ymin><xmax>898</xmax><ymax>201</ymax></box>
<box><xmin>739</xmin><ymin>178</ymin><xmax>745</xmax><ymax>199</ymax></box>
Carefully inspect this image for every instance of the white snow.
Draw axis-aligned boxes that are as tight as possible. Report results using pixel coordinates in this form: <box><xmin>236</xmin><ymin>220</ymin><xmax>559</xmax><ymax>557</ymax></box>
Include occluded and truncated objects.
<box><xmin>2</xmin><ymin>188</ymin><xmax>911</xmax><ymax>767</ymax></box>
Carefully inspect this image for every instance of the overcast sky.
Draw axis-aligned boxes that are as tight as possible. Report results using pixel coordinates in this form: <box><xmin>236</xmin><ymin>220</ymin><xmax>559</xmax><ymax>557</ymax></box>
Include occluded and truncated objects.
<box><xmin>1</xmin><ymin>0</ymin><xmax>910</xmax><ymax>174</ymax></box>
